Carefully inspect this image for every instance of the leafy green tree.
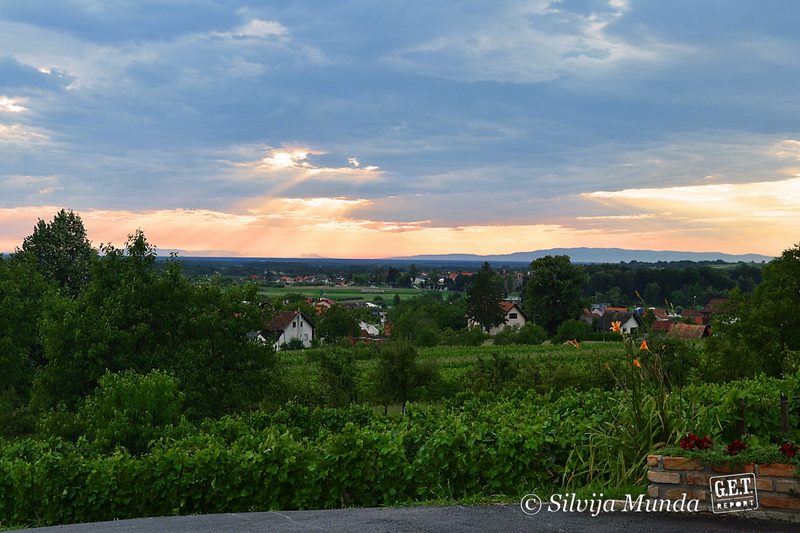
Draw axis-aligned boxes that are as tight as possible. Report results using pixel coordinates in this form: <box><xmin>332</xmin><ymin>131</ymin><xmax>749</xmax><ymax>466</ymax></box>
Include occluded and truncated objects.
<box><xmin>388</xmin><ymin>292</ymin><xmax>469</xmax><ymax>346</ymax></box>
<box><xmin>525</xmin><ymin>255</ymin><xmax>586</xmax><ymax>335</ymax></box>
<box><xmin>317</xmin><ymin>305</ymin><xmax>359</xmax><ymax>342</ymax></box>
<box><xmin>15</xmin><ymin>209</ymin><xmax>96</xmax><ymax>297</ymax></box>
<box><xmin>373</xmin><ymin>341</ymin><xmax>438</xmax><ymax>413</ymax></box>
<box><xmin>32</xmin><ymin>231</ymin><xmax>272</xmax><ymax>419</ymax></box>
<box><xmin>706</xmin><ymin>244</ymin><xmax>800</xmax><ymax>380</ymax></box>
<box><xmin>390</xmin><ymin>307</ymin><xmax>441</xmax><ymax>346</ymax></box>
<box><xmin>643</xmin><ymin>282</ymin><xmax>661</xmax><ymax>305</ymax></box>
<box><xmin>0</xmin><ymin>256</ymin><xmax>50</xmax><ymax>435</ymax></box>
<box><xmin>515</xmin><ymin>322</ymin><xmax>548</xmax><ymax>345</ymax></box>
<box><xmin>552</xmin><ymin>319</ymin><xmax>592</xmax><ymax>344</ymax></box>
<box><xmin>311</xmin><ymin>348</ymin><xmax>358</xmax><ymax>407</ymax></box>
<box><xmin>466</xmin><ymin>262</ymin><xmax>505</xmax><ymax>333</ymax></box>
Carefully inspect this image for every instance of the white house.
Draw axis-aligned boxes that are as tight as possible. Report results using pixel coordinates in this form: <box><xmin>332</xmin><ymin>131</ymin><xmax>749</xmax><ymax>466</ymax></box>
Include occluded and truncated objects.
<box><xmin>258</xmin><ymin>310</ymin><xmax>315</xmax><ymax>351</ymax></box>
<box><xmin>597</xmin><ymin>310</ymin><xmax>642</xmax><ymax>335</ymax></box>
<box><xmin>620</xmin><ymin>314</ymin><xmax>640</xmax><ymax>334</ymax></box>
<box><xmin>468</xmin><ymin>301</ymin><xmax>527</xmax><ymax>335</ymax></box>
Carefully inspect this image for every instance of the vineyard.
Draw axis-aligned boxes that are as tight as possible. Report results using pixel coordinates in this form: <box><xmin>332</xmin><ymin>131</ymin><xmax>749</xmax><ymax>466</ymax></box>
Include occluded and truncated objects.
<box><xmin>3</xmin><ymin>373</ymin><xmax>799</xmax><ymax>527</ymax></box>
<box><xmin>274</xmin><ymin>341</ymin><xmax>640</xmax><ymax>406</ymax></box>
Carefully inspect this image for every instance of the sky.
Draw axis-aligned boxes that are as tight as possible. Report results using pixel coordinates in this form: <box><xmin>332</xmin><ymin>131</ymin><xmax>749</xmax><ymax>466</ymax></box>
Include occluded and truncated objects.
<box><xmin>2</xmin><ymin>0</ymin><xmax>800</xmax><ymax>258</ymax></box>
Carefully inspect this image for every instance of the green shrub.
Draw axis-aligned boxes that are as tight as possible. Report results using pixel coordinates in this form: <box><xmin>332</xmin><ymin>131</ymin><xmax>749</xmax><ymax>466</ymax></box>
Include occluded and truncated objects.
<box><xmin>307</xmin><ymin>348</ymin><xmax>358</xmax><ymax>407</ymax></box>
<box><xmin>439</xmin><ymin>328</ymin><xmax>487</xmax><ymax>346</ymax></box>
<box><xmin>468</xmin><ymin>353</ymin><xmax>518</xmax><ymax>393</ymax></box>
<box><xmin>373</xmin><ymin>341</ymin><xmax>440</xmax><ymax>413</ymax></box>
<box><xmin>516</xmin><ymin>323</ymin><xmax>548</xmax><ymax>345</ymax></box>
<box><xmin>79</xmin><ymin>370</ymin><xmax>184</xmax><ymax>454</ymax></box>
<box><xmin>552</xmin><ymin>319</ymin><xmax>593</xmax><ymax>344</ymax></box>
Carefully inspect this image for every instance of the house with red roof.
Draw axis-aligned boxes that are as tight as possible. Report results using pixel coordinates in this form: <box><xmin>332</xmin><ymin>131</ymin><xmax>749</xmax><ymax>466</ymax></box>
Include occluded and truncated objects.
<box><xmin>467</xmin><ymin>300</ymin><xmax>527</xmax><ymax>335</ymax></box>
<box><xmin>667</xmin><ymin>322</ymin><xmax>710</xmax><ymax>339</ymax></box>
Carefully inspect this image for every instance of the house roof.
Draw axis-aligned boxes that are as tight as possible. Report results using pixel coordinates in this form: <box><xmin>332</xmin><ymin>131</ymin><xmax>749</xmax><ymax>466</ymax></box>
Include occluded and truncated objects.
<box><xmin>651</xmin><ymin>320</ymin><xmax>672</xmax><ymax>333</ymax></box>
<box><xmin>702</xmin><ymin>298</ymin><xmax>729</xmax><ymax>314</ymax></box>
<box><xmin>667</xmin><ymin>322</ymin><xmax>709</xmax><ymax>339</ymax></box>
<box><xmin>651</xmin><ymin>308</ymin><xmax>669</xmax><ymax>320</ymax></box>
<box><xmin>266</xmin><ymin>310</ymin><xmax>314</xmax><ymax>332</ymax></box>
<box><xmin>499</xmin><ymin>301</ymin><xmax>527</xmax><ymax>319</ymax></box>
<box><xmin>597</xmin><ymin>310</ymin><xmax>642</xmax><ymax>331</ymax></box>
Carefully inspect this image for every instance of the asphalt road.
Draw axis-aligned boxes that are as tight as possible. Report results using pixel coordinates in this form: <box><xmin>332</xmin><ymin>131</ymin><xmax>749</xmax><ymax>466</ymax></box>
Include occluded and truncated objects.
<box><xmin>23</xmin><ymin>505</ymin><xmax>799</xmax><ymax>532</ymax></box>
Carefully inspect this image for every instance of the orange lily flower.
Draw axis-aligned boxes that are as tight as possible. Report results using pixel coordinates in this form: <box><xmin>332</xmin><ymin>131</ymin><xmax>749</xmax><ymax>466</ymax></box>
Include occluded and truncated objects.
<box><xmin>633</xmin><ymin>358</ymin><xmax>641</xmax><ymax>368</ymax></box>
<box><xmin>610</xmin><ymin>320</ymin><xmax>622</xmax><ymax>333</ymax></box>
<box><xmin>639</xmin><ymin>340</ymin><xmax>649</xmax><ymax>350</ymax></box>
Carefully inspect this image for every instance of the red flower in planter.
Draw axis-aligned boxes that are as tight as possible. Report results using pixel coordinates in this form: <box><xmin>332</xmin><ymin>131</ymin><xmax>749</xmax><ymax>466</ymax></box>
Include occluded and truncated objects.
<box><xmin>680</xmin><ymin>433</ymin><xmax>698</xmax><ymax>450</ymax></box>
<box><xmin>780</xmin><ymin>442</ymin><xmax>798</xmax><ymax>458</ymax></box>
<box><xmin>679</xmin><ymin>432</ymin><xmax>713</xmax><ymax>450</ymax></box>
<box><xmin>695</xmin><ymin>435</ymin><xmax>713</xmax><ymax>450</ymax></box>
<box><xmin>726</xmin><ymin>439</ymin><xmax>747</xmax><ymax>455</ymax></box>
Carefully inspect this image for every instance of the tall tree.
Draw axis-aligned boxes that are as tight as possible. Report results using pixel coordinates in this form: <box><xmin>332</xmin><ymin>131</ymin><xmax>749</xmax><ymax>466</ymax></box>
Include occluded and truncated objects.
<box><xmin>525</xmin><ymin>255</ymin><xmax>586</xmax><ymax>335</ymax></box>
<box><xmin>0</xmin><ymin>256</ymin><xmax>50</xmax><ymax>435</ymax></box>
<box><xmin>466</xmin><ymin>262</ymin><xmax>505</xmax><ymax>333</ymax></box>
<box><xmin>373</xmin><ymin>340</ymin><xmax>437</xmax><ymax>414</ymax></box>
<box><xmin>316</xmin><ymin>304</ymin><xmax>359</xmax><ymax>342</ymax></box>
<box><xmin>32</xmin><ymin>231</ymin><xmax>273</xmax><ymax>418</ymax></box>
<box><xmin>15</xmin><ymin>209</ymin><xmax>96</xmax><ymax>297</ymax></box>
<box><xmin>706</xmin><ymin>243</ymin><xmax>800</xmax><ymax>380</ymax></box>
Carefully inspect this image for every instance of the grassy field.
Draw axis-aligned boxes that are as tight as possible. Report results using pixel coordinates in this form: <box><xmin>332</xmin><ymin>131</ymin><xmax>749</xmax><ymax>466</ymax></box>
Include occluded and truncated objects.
<box><xmin>259</xmin><ymin>285</ymin><xmax>439</xmax><ymax>302</ymax></box>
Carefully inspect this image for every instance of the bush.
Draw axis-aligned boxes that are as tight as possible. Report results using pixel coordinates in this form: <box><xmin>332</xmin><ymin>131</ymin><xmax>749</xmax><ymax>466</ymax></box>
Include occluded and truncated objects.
<box><xmin>515</xmin><ymin>323</ymin><xmax>548</xmax><ymax>345</ymax></box>
<box><xmin>645</xmin><ymin>336</ymin><xmax>700</xmax><ymax>388</ymax></box>
<box><xmin>79</xmin><ymin>370</ymin><xmax>185</xmax><ymax>454</ymax></box>
<box><xmin>552</xmin><ymin>319</ymin><xmax>593</xmax><ymax>344</ymax></box>
<box><xmin>281</xmin><ymin>338</ymin><xmax>306</xmax><ymax>351</ymax></box>
<box><xmin>492</xmin><ymin>326</ymin><xmax>520</xmax><ymax>346</ymax></box>
<box><xmin>373</xmin><ymin>341</ymin><xmax>440</xmax><ymax>412</ymax></box>
<box><xmin>439</xmin><ymin>327</ymin><xmax>487</xmax><ymax>346</ymax></box>
<box><xmin>468</xmin><ymin>353</ymin><xmax>518</xmax><ymax>392</ymax></box>
<box><xmin>0</xmin><ymin>390</ymin><xmax>34</xmax><ymax>438</ymax></box>
<box><xmin>308</xmin><ymin>348</ymin><xmax>358</xmax><ymax>407</ymax></box>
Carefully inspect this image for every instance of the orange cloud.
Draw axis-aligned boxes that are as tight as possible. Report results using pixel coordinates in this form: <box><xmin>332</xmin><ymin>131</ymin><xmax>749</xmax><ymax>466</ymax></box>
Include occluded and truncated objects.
<box><xmin>231</xmin><ymin>147</ymin><xmax>382</xmax><ymax>198</ymax></box>
<box><xmin>1</xmin><ymin>184</ymin><xmax>792</xmax><ymax>259</ymax></box>
<box><xmin>582</xmin><ymin>176</ymin><xmax>800</xmax><ymax>254</ymax></box>
<box><xmin>0</xmin><ymin>203</ymin><xmax>601</xmax><ymax>258</ymax></box>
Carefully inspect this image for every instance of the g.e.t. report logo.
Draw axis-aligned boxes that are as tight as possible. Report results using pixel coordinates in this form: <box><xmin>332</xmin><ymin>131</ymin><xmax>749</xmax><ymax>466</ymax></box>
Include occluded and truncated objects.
<box><xmin>709</xmin><ymin>473</ymin><xmax>758</xmax><ymax>513</ymax></box>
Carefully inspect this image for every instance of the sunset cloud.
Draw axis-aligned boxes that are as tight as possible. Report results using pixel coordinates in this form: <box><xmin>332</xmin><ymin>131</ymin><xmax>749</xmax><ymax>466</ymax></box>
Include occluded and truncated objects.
<box><xmin>232</xmin><ymin>147</ymin><xmax>382</xmax><ymax>197</ymax></box>
<box><xmin>0</xmin><ymin>198</ymin><xmax>788</xmax><ymax>259</ymax></box>
<box><xmin>0</xmin><ymin>96</ymin><xmax>26</xmax><ymax>113</ymax></box>
<box><xmin>2</xmin><ymin>2</ymin><xmax>799</xmax><ymax>258</ymax></box>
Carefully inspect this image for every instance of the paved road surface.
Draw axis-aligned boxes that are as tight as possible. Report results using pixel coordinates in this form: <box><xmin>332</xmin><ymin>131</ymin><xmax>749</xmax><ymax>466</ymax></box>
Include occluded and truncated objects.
<box><xmin>24</xmin><ymin>505</ymin><xmax>797</xmax><ymax>532</ymax></box>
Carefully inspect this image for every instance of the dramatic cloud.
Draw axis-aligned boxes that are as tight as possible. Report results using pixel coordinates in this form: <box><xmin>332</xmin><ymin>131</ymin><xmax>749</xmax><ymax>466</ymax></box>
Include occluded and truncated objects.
<box><xmin>1</xmin><ymin>1</ymin><xmax>799</xmax><ymax>256</ymax></box>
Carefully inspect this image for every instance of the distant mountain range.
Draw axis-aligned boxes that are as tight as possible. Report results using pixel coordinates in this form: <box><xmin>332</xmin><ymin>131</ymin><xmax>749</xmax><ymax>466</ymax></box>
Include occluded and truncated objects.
<box><xmin>390</xmin><ymin>247</ymin><xmax>773</xmax><ymax>264</ymax></box>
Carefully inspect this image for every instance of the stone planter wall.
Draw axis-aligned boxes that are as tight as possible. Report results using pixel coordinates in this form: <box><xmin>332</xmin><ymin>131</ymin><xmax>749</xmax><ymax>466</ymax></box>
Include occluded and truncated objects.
<box><xmin>647</xmin><ymin>455</ymin><xmax>800</xmax><ymax>516</ymax></box>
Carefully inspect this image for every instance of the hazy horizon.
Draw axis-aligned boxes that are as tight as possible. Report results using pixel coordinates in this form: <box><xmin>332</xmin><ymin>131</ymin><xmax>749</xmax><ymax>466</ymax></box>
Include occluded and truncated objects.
<box><xmin>2</xmin><ymin>2</ymin><xmax>800</xmax><ymax>258</ymax></box>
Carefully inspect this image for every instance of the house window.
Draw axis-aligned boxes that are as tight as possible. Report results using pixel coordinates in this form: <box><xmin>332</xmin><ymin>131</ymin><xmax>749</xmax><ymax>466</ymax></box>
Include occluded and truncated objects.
<box><xmin>509</xmin><ymin>313</ymin><xmax>518</xmax><ymax>319</ymax></box>
<box><xmin>292</xmin><ymin>321</ymin><xmax>296</xmax><ymax>327</ymax></box>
